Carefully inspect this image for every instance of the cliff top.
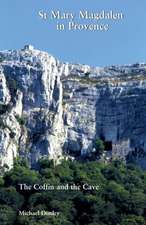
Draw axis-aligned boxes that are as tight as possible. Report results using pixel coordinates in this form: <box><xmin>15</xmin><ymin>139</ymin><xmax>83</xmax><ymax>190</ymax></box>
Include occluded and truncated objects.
<box><xmin>0</xmin><ymin>45</ymin><xmax>146</xmax><ymax>82</ymax></box>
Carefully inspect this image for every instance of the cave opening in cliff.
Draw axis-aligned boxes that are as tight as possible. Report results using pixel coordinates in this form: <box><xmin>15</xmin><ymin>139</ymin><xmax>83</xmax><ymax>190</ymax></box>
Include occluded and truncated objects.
<box><xmin>99</xmin><ymin>134</ymin><xmax>112</xmax><ymax>151</ymax></box>
<box><xmin>104</xmin><ymin>141</ymin><xmax>112</xmax><ymax>151</ymax></box>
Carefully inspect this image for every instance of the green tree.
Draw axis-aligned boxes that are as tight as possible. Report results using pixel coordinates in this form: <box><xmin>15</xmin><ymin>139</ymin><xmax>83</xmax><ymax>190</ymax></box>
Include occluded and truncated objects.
<box><xmin>95</xmin><ymin>139</ymin><xmax>105</xmax><ymax>155</ymax></box>
<box><xmin>120</xmin><ymin>215</ymin><xmax>146</xmax><ymax>225</ymax></box>
<box><xmin>0</xmin><ymin>205</ymin><xmax>16</xmax><ymax>225</ymax></box>
<box><xmin>0</xmin><ymin>187</ymin><xmax>24</xmax><ymax>210</ymax></box>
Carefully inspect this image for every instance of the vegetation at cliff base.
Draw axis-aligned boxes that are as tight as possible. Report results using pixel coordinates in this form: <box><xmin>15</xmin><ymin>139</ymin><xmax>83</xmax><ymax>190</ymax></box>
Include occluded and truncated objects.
<box><xmin>94</xmin><ymin>139</ymin><xmax>105</xmax><ymax>155</ymax></box>
<box><xmin>0</xmin><ymin>159</ymin><xmax>146</xmax><ymax>225</ymax></box>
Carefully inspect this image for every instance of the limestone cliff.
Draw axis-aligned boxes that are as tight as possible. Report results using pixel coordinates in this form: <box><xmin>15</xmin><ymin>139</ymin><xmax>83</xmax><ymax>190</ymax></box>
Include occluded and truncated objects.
<box><xmin>0</xmin><ymin>45</ymin><xmax>146</xmax><ymax>169</ymax></box>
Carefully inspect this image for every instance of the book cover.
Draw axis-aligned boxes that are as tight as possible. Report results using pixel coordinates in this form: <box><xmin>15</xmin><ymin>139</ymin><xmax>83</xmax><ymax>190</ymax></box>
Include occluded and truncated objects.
<box><xmin>0</xmin><ymin>1</ymin><xmax>146</xmax><ymax>225</ymax></box>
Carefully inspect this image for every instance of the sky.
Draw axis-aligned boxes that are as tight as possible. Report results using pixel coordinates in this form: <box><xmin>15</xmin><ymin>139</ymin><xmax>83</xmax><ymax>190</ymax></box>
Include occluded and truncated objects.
<box><xmin>0</xmin><ymin>0</ymin><xmax>146</xmax><ymax>67</ymax></box>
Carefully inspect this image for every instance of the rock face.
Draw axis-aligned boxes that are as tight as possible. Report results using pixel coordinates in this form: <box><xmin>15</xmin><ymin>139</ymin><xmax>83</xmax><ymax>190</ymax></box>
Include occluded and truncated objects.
<box><xmin>0</xmin><ymin>45</ymin><xmax>146</xmax><ymax>169</ymax></box>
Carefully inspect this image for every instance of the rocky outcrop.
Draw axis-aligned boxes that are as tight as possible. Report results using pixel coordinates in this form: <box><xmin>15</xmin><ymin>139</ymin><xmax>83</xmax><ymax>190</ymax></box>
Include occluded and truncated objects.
<box><xmin>0</xmin><ymin>45</ymin><xmax>146</xmax><ymax>169</ymax></box>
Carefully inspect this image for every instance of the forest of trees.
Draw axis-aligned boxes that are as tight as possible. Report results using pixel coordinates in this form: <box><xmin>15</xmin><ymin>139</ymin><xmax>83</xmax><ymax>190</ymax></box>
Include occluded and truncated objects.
<box><xmin>0</xmin><ymin>158</ymin><xmax>146</xmax><ymax>225</ymax></box>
